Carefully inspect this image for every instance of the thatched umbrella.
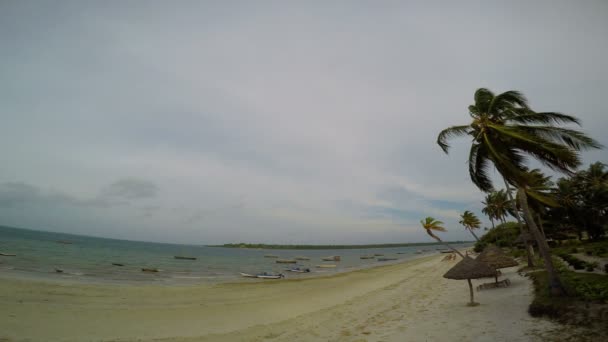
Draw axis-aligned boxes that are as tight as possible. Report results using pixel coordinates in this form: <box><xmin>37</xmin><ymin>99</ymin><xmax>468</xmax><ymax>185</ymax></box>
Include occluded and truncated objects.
<box><xmin>476</xmin><ymin>245</ymin><xmax>518</xmax><ymax>283</ymax></box>
<box><xmin>443</xmin><ymin>256</ymin><xmax>496</xmax><ymax>306</ymax></box>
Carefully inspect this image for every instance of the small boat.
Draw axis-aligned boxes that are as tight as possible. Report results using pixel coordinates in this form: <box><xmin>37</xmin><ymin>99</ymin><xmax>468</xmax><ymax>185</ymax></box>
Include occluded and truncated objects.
<box><xmin>439</xmin><ymin>250</ymin><xmax>453</xmax><ymax>254</ymax></box>
<box><xmin>286</xmin><ymin>267</ymin><xmax>311</xmax><ymax>273</ymax></box>
<box><xmin>142</xmin><ymin>268</ymin><xmax>159</xmax><ymax>273</ymax></box>
<box><xmin>112</xmin><ymin>263</ymin><xmax>125</xmax><ymax>267</ymax></box>
<box><xmin>321</xmin><ymin>256</ymin><xmax>341</xmax><ymax>261</ymax></box>
<box><xmin>397</xmin><ymin>252</ymin><xmax>406</xmax><ymax>254</ymax></box>
<box><xmin>256</xmin><ymin>273</ymin><xmax>285</xmax><ymax>279</ymax></box>
<box><xmin>240</xmin><ymin>272</ymin><xmax>285</xmax><ymax>279</ymax></box>
<box><xmin>373</xmin><ymin>253</ymin><xmax>384</xmax><ymax>256</ymax></box>
<box><xmin>316</xmin><ymin>264</ymin><xmax>336</xmax><ymax>268</ymax></box>
<box><xmin>0</xmin><ymin>252</ymin><xmax>16</xmax><ymax>257</ymax></box>
<box><xmin>55</xmin><ymin>268</ymin><xmax>64</xmax><ymax>273</ymax></box>
<box><xmin>377</xmin><ymin>257</ymin><xmax>398</xmax><ymax>261</ymax></box>
<box><xmin>360</xmin><ymin>255</ymin><xmax>375</xmax><ymax>259</ymax></box>
<box><xmin>294</xmin><ymin>256</ymin><xmax>310</xmax><ymax>261</ymax></box>
<box><xmin>276</xmin><ymin>259</ymin><xmax>297</xmax><ymax>264</ymax></box>
<box><xmin>174</xmin><ymin>256</ymin><xmax>197</xmax><ymax>260</ymax></box>
<box><xmin>240</xmin><ymin>272</ymin><xmax>258</xmax><ymax>278</ymax></box>
<box><xmin>264</xmin><ymin>255</ymin><xmax>279</xmax><ymax>258</ymax></box>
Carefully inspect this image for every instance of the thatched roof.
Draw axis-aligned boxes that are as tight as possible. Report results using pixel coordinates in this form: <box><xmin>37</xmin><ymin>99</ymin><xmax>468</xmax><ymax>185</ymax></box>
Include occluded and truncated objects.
<box><xmin>476</xmin><ymin>245</ymin><xmax>518</xmax><ymax>269</ymax></box>
<box><xmin>443</xmin><ymin>256</ymin><xmax>497</xmax><ymax>280</ymax></box>
<box><xmin>514</xmin><ymin>231</ymin><xmax>536</xmax><ymax>244</ymax></box>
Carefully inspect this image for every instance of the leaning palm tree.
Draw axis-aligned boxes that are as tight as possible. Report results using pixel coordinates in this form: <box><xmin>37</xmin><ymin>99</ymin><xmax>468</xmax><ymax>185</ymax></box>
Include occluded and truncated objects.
<box><xmin>420</xmin><ymin>217</ymin><xmax>464</xmax><ymax>258</ymax></box>
<box><xmin>481</xmin><ymin>192</ymin><xmax>499</xmax><ymax>229</ymax></box>
<box><xmin>459</xmin><ymin>210</ymin><xmax>482</xmax><ymax>241</ymax></box>
<box><xmin>437</xmin><ymin>88</ymin><xmax>601</xmax><ymax>296</ymax></box>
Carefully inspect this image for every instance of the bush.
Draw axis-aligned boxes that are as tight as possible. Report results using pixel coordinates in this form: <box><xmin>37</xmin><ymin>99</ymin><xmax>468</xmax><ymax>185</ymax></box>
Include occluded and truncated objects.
<box><xmin>570</xmin><ymin>247</ymin><xmax>579</xmax><ymax>253</ymax></box>
<box><xmin>585</xmin><ymin>250</ymin><xmax>593</xmax><ymax>256</ymax></box>
<box><xmin>604</xmin><ymin>264</ymin><xmax>608</xmax><ymax>273</ymax></box>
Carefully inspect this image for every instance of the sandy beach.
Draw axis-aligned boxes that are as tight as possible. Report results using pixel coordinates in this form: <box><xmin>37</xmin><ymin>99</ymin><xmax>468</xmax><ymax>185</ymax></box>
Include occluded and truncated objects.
<box><xmin>0</xmin><ymin>254</ymin><xmax>560</xmax><ymax>341</ymax></box>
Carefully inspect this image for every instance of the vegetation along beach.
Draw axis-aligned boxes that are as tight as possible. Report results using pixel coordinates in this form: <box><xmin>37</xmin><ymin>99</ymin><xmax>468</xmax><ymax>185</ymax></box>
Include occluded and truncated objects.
<box><xmin>1</xmin><ymin>1</ymin><xmax>607</xmax><ymax>341</ymax></box>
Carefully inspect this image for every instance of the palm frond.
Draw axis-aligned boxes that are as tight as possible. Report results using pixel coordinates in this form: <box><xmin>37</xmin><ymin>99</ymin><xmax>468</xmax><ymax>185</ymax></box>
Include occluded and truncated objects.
<box><xmin>508</xmin><ymin>111</ymin><xmax>580</xmax><ymax>125</ymax></box>
<box><xmin>474</xmin><ymin>88</ymin><xmax>495</xmax><ymax>113</ymax></box>
<box><xmin>437</xmin><ymin>125</ymin><xmax>471</xmax><ymax>153</ymax></box>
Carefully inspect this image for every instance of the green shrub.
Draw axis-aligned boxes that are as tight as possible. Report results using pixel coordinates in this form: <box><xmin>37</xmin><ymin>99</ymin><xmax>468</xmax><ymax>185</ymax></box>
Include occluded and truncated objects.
<box><xmin>570</xmin><ymin>247</ymin><xmax>579</xmax><ymax>253</ymax></box>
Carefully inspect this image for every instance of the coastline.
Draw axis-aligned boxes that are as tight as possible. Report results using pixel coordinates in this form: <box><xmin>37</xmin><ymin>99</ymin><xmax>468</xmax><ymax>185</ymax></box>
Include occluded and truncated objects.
<box><xmin>0</xmin><ymin>253</ymin><xmax>559</xmax><ymax>341</ymax></box>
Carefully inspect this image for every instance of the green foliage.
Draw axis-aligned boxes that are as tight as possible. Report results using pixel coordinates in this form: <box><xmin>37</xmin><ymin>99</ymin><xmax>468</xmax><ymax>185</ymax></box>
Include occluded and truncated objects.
<box><xmin>474</xmin><ymin>221</ymin><xmax>520</xmax><ymax>252</ymax></box>
<box><xmin>216</xmin><ymin>241</ymin><xmax>470</xmax><ymax>250</ymax></box>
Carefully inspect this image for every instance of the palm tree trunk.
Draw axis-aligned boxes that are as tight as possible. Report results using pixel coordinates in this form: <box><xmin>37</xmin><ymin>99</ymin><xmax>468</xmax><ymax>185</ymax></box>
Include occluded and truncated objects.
<box><xmin>467</xmin><ymin>279</ymin><xmax>477</xmax><ymax>306</ymax></box>
<box><xmin>517</xmin><ymin>188</ymin><xmax>565</xmax><ymax>296</ymax></box>
<box><xmin>536</xmin><ymin>213</ymin><xmax>546</xmax><ymax>239</ymax></box>
<box><xmin>468</xmin><ymin>229</ymin><xmax>480</xmax><ymax>242</ymax></box>
<box><xmin>426</xmin><ymin>231</ymin><xmax>465</xmax><ymax>258</ymax></box>
<box><xmin>490</xmin><ymin>217</ymin><xmax>495</xmax><ymax>229</ymax></box>
<box><xmin>503</xmin><ymin>178</ymin><xmax>535</xmax><ymax>267</ymax></box>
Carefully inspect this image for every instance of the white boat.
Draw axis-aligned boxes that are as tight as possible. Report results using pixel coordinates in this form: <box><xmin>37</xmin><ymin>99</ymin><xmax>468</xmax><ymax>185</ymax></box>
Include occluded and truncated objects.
<box><xmin>286</xmin><ymin>267</ymin><xmax>311</xmax><ymax>273</ymax></box>
<box><xmin>240</xmin><ymin>272</ymin><xmax>258</xmax><ymax>278</ymax></box>
<box><xmin>240</xmin><ymin>272</ymin><xmax>284</xmax><ymax>279</ymax></box>
<box><xmin>321</xmin><ymin>256</ymin><xmax>341</xmax><ymax>261</ymax></box>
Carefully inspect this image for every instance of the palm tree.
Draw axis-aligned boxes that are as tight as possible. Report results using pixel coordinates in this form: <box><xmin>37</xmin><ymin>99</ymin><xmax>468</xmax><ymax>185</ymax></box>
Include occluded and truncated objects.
<box><xmin>459</xmin><ymin>210</ymin><xmax>482</xmax><ymax>241</ymax></box>
<box><xmin>437</xmin><ymin>88</ymin><xmax>601</xmax><ymax>296</ymax></box>
<box><xmin>420</xmin><ymin>217</ymin><xmax>464</xmax><ymax>258</ymax></box>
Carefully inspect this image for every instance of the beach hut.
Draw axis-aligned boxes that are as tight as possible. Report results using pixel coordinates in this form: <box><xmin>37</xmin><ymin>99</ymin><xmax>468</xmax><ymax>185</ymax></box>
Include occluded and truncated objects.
<box><xmin>476</xmin><ymin>245</ymin><xmax>518</xmax><ymax>283</ymax></box>
<box><xmin>443</xmin><ymin>256</ymin><xmax>496</xmax><ymax>306</ymax></box>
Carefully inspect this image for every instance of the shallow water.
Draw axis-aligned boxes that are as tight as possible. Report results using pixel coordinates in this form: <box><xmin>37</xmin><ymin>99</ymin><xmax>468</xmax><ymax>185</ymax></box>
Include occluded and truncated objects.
<box><xmin>0</xmin><ymin>226</ymin><xmax>471</xmax><ymax>285</ymax></box>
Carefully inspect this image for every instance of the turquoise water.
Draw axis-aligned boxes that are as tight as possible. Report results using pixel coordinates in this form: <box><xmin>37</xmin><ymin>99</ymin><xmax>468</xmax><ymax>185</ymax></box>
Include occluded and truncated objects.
<box><xmin>0</xmin><ymin>226</ymin><xmax>471</xmax><ymax>285</ymax></box>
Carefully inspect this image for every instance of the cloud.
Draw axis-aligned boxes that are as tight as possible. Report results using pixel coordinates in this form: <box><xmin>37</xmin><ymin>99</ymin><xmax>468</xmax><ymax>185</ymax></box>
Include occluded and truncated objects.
<box><xmin>100</xmin><ymin>178</ymin><xmax>158</xmax><ymax>200</ymax></box>
<box><xmin>0</xmin><ymin>1</ymin><xmax>606</xmax><ymax>243</ymax></box>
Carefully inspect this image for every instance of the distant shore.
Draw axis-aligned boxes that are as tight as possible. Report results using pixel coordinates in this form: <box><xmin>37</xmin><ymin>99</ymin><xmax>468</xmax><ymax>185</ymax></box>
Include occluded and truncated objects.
<box><xmin>213</xmin><ymin>241</ymin><xmax>473</xmax><ymax>250</ymax></box>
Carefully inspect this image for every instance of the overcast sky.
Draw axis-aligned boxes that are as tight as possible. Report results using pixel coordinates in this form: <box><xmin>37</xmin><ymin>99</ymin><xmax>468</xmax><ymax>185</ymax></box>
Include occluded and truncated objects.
<box><xmin>1</xmin><ymin>1</ymin><xmax>607</xmax><ymax>244</ymax></box>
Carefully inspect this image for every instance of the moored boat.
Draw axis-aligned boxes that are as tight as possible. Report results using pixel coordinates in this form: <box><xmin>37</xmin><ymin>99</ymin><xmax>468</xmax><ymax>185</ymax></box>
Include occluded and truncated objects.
<box><xmin>276</xmin><ymin>259</ymin><xmax>297</xmax><ymax>264</ymax></box>
<box><xmin>264</xmin><ymin>255</ymin><xmax>279</xmax><ymax>258</ymax></box>
<box><xmin>316</xmin><ymin>264</ymin><xmax>336</xmax><ymax>268</ymax></box>
<box><xmin>142</xmin><ymin>268</ymin><xmax>159</xmax><ymax>272</ymax></box>
<box><xmin>286</xmin><ymin>267</ymin><xmax>311</xmax><ymax>273</ymax></box>
<box><xmin>373</xmin><ymin>253</ymin><xmax>384</xmax><ymax>256</ymax></box>
<box><xmin>174</xmin><ymin>256</ymin><xmax>197</xmax><ymax>260</ymax></box>
<box><xmin>111</xmin><ymin>263</ymin><xmax>125</xmax><ymax>267</ymax></box>
<box><xmin>321</xmin><ymin>256</ymin><xmax>341</xmax><ymax>261</ymax></box>
<box><xmin>0</xmin><ymin>252</ymin><xmax>16</xmax><ymax>256</ymax></box>
<box><xmin>377</xmin><ymin>257</ymin><xmax>398</xmax><ymax>261</ymax></box>
<box><xmin>294</xmin><ymin>256</ymin><xmax>310</xmax><ymax>260</ymax></box>
<box><xmin>360</xmin><ymin>255</ymin><xmax>375</xmax><ymax>259</ymax></box>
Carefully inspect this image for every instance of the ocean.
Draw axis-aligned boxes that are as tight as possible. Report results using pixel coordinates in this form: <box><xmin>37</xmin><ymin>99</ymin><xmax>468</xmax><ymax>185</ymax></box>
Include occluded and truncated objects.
<box><xmin>0</xmin><ymin>226</ymin><xmax>472</xmax><ymax>285</ymax></box>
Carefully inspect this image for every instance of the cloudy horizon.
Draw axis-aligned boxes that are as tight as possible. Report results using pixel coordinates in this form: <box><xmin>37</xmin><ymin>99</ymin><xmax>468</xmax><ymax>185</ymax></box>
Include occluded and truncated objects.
<box><xmin>1</xmin><ymin>1</ymin><xmax>607</xmax><ymax>244</ymax></box>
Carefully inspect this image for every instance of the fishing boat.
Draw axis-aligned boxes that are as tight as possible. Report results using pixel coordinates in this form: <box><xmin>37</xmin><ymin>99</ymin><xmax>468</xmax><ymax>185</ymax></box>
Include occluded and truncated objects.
<box><xmin>111</xmin><ymin>263</ymin><xmax>125</xmax><ymax>267</ymax></box>
<box><xmin>141</xmin><ymin>268</ymin><xmax>159</xmax><ymax>273</ymax></box>
<box><xmin>286</xmin><ymin>267</ymin><xmax>311</xmax><ymax>273</ymax></box>
<box><xmin>377</xmin><ymin>257</ymin><xmax>398</xmax><ymax>261</ymax></box>
<box><xmin>240</xmin><ymin>272</ymin><xmax>258</xmax><ymax>278</ymax></box>
<box><xmin>276</xmin><ymin>259</ymin><xmax>297</xmax><ymax>264</ymax></box>
<box><xmin>174</xmin><ymin>256</ymin><xmax>197</xmax><ymax>260</ymax></box>
<box><xmin>316</xmin><ymin>264</ymin><xmax>336</xmax><ymax>268</ymax></box>
<box><xmin>264</xmin><ymin>255</ymin><xmax>279</xmax><ymax>258</ymax></box>
<box><xmin>0</xmin><ymin>252</ymin><xmax>16</xmax><ymax>256</ymax></box>
<box><xmin>321</xmin><ymin>256</ymin><xmax>340</xmax><ymax>261</ymax></box>
<box><xmin>360</xmin><ymin>255</ymin><xmax>375</xmax><ymax>259</ymax></box>
<box><xmin>294</xmin><ymin>256</ymin><xmax>310</xmax><ymax>261</ymax></box>
<box><xmin>256</xmin><ymin>273</ymin><xmax>285</xmax><ymax>279</ymax></box>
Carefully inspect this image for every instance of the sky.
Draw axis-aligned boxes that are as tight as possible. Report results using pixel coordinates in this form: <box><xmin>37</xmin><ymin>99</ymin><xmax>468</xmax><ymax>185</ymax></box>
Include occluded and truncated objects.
<box><xmin>1</xmin><ymin>1</ymin><xmax>607</xmax><ymax>244</ymax></box>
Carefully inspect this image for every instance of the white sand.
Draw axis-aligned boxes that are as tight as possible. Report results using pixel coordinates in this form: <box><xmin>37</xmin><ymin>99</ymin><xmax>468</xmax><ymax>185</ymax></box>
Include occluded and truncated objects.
<box><xmin>0</xmin><ymin>254</ymin><xmax>560</xmax><ymax>341</ymax></box>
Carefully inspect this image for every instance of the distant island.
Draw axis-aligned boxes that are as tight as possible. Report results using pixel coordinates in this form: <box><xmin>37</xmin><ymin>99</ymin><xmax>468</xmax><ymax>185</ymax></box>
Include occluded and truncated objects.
<box><xmin>213</xmin><ymin>241</ymin><xmax>472</xmax><ymax>250</ymax></box>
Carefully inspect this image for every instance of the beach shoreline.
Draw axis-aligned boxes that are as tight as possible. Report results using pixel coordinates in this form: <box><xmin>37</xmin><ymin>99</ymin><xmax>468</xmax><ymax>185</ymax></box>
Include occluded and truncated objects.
<box><xmin>0</xmin><ymin>253</ymin><xmax>559</xmax><ymax>341</ymax></box>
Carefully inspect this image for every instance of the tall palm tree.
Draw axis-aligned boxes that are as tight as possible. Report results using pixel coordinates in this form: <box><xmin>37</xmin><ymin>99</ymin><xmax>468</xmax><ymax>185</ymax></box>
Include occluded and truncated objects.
<box><xmin>459</xmin><ymin>210</ymin><xmax>482</xmax><ymax>241</ymax></box>
<box><xmin>481</xmin><ymin>192</ymin><xmax>498</xmax><ymax>229</ymax></box>
<box><xmin>437</xmin><ymin>88</ymin><xmax>601</xmax><ymax>296</ymax></box>
<box><xmin>420</xmin><ymin>217</ymin><xmax>464</xmax><ymax>258</ymax></box>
